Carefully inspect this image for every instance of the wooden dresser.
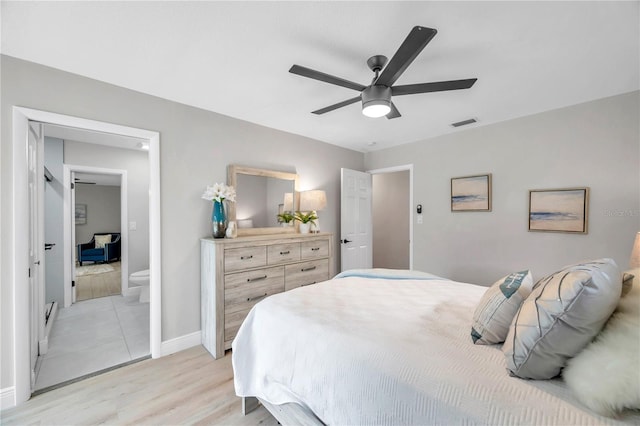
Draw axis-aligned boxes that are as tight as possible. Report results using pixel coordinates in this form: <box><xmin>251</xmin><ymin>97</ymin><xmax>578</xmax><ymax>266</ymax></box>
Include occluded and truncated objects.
<box><xmin>201</xmin><ymin>232</ymin><xmax>332</xmax><ymax>359</ymax></box>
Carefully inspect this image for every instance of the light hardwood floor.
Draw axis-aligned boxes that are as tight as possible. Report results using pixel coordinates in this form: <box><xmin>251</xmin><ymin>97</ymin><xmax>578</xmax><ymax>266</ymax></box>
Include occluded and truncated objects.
<box><xmin>76</xmin><ymin>262</ymin><xmax>121</xmax><ymax>301</ymax></box>
<box><xmin>1</xmin><ymin>346</ymin><xmax>278</xmax><ymax>425</ymax></box>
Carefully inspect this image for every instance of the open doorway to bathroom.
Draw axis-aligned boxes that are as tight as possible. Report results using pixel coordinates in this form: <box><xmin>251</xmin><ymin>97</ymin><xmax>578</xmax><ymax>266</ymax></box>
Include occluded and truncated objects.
<box><xmin>34</xmin><ymin>127</ymin><xmax>151</xmax><ymax>393</ymax></box>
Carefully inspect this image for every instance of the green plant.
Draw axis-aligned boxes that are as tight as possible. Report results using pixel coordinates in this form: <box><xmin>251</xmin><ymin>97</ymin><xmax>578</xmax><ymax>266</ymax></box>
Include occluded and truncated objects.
<box><xmin>294</xmin><ymin>211</ymin><xmax>318</xmax><ymax>224</ymax></box>
<box><xmin>277</xmin><ymin>211</ymin><xmax>295</xmax><ymax>224</ymax></box>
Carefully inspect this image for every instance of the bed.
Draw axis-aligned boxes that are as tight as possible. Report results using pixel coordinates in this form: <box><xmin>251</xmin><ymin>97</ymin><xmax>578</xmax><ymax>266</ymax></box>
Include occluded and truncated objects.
<box><xmin>232</xmin><ymin>269</ymin><xmax>640</xmax><ymax>425</ymax></box>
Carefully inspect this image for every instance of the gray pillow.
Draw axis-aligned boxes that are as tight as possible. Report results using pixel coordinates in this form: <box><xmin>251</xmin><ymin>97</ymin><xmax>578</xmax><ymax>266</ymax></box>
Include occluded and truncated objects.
<box><xmin>502</xmin><ymin>258</ymin><xmax>622</xmax><ymax>379</ymax></box>
<box><xmin>471</xmin><ymin>270</ymin><xmax>533</xmax><ymax>345</ymax></box>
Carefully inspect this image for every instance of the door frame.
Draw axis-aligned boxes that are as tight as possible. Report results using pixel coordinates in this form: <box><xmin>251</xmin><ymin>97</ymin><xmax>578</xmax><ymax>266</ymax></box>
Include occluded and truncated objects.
<box><xmin>11</xmin><ymin>107</ymin><xmax>162</xmax><ymax>406</ymax></box>
<box><xmin>63</xmin><ymin>165</ymin><xmax>128</xmax><ymax>307</ymax></box>
<box><xmin>367</xmin><ymin>164</ymin><xmax>414</xmax><ymax>270</ymax></box>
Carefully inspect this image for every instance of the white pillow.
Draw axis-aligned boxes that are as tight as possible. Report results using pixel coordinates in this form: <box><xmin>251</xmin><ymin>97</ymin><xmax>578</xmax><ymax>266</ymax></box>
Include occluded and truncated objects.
<box><xmin>563</xmin><ymin>274</ymin><xmax>640</xmax><ymax>416</ymax></box>
<box><xmin>502</xmin><ymin>258</ymin><xmax>622</xmax><ymax>379</ymax></box>
<box><xmin>471</xmin><ymin>270</ymin><xmax>533</xmax><ymax>345</ymax></box>
<box><xmin>94</xmin><ymin>234</ymin><xmax>112</xmax><ymax>249</ymax></box>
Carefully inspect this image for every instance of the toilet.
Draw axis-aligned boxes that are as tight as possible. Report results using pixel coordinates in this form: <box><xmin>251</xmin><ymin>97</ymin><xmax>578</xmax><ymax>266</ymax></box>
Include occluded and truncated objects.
<box><xmin>129</xmin><ymin>269</ymin><xmax>150</xmax><ymax>303</ymax></box>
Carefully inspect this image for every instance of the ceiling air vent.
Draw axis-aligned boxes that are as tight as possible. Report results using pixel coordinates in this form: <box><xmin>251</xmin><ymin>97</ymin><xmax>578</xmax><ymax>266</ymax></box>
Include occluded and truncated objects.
<box><xmin>451</xmin><ymin>118</ymin><xmax>477</xmax><ymax>128</ymax></box>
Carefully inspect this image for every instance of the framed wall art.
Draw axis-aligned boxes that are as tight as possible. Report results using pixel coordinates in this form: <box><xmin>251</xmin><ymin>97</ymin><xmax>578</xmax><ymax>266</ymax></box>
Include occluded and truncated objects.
<box><xmin>528</xmin><ymin>188</ymin><xmax>589</xmax><ymax>234</ymax></box>
<box><xmin>75</xmin><ymin>204</ymin><xmax>87</xmax><ymax>225</ymax></box>
<box><xmin>451</xmin><ymin>174</ymin><xmax>492</xmax><ymax>212</ymax></box>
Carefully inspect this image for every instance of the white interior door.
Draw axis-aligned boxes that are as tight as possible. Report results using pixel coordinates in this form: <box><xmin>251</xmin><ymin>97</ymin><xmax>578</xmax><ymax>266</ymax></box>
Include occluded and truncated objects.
<box><xmin>70</xmin><ymin>171</ymin><xmax>77</xmax><ymax>304</ymax></box>
<box><xmin>28</xmin><ymin>121</ymin><xmax>45</xmax><ymax>388</ymax></box>
<box><xmin>340</xmin><ymin>168</ymin><xmax>372</xmax><ymax>272</ymax></box>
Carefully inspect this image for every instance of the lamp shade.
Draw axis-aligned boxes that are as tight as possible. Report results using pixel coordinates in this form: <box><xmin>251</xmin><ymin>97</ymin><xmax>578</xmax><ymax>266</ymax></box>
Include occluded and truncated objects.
<box><xmin>300</xmin><ymin>190</ymin><xmax>327</xmax><ymax>212</ymax></box>
<box><xmin>283</xmin><ymin>192</ymin><xmax>294</xmax><ymax>212</ymax></box>
<box><xmin>631</xmin><ymin>232</ymin><xmax>640</xmax><ymax>269</ymax></box>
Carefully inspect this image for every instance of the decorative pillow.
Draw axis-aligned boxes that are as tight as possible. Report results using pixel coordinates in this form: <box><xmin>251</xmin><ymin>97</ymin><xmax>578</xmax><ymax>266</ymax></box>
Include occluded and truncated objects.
<box><xmin>502</xmin><ymin>258</ymin><xmax>622</xmax><ymax>379</ymax></box>
<box><xmin>621</xmin><ymin>273</ymin><xmax>634</xmax><ymax>298</ymax></box>
<box><xmin>471</xmin><ymin>270</ymin><xmax>533</xmax><ymax>345</ymax></box>
<box><xmin>94</xmin><ymin>234</ymin><xmax>112</xmax><ymax>249</ymax></box>
<box><xmin>563</xmin><ymin>275</ymin><xmax>640</xmax><ymax>416</ymax></box>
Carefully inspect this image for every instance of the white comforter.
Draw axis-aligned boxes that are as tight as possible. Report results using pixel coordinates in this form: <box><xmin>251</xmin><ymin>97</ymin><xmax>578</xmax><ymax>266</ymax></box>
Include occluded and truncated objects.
<box><xmin>233</xmin><ymin>275</ymin><xmax>639</xmax><ymax>425</ymax></box>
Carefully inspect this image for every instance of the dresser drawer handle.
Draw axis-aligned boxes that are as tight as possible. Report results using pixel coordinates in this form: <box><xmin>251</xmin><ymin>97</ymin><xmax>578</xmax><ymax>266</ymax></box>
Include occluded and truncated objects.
<box><xmin>311</xmin><ymin>247</ymin><xmax>320</xmax><ymax>251</ymax></box>
<box><xmin>247</xmin><ymin>293</ymin><xmax>268</xmax><ymax>302</ymax></box>
<box><xmin>279</xmin><ymin>251</ymin><xmax>290</xmax><ymax>255</ymax></box>
<box><xmin>301</xmin><ymin>266</ymin><xmax>317</xmax><ymax>272</ymax></box>
<box><xmin>301</xmin><ymin>282</ymin><xmax>316</xmax><ymax>287</ymax></box>
<box><xmin>240</xmin><ymin>255</ymin><xmax>253</xmax><ymax>260</ymax></box>
<box><xmin>246</xmin><ymin>275</ymin><xmax>267</xmax><ymax>283</ymax></box>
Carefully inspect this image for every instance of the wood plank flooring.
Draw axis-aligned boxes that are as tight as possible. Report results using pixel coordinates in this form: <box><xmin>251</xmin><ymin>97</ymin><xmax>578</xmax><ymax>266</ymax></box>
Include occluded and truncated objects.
<box><xmin>76</xmin><ymin>262</ymin><xmax>122</xmax><ymax>301</ymax></box>
<box><xmin>1</xmin><ymin>346</ymin><xmax>278</xmax><ymax>425</ymax></box>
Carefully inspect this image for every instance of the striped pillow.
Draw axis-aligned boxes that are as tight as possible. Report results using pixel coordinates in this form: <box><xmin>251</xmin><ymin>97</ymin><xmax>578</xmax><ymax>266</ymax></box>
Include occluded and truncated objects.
<box><xmin>471</xmin><ymin>270</ymin><xmax>533</xmax><ymax>345</ymax></box>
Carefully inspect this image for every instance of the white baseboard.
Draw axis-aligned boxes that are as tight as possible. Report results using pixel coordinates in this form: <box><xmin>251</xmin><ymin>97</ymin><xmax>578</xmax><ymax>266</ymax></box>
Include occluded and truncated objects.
<box><xmin>161</xmin><ymin>331</ymin><xmax>202</xmax><ymax>357</ymax></box>
<box><xmin>1</xmin><ymin>386</ymin><xmax>16</xmax><ymax>410</ymax></box>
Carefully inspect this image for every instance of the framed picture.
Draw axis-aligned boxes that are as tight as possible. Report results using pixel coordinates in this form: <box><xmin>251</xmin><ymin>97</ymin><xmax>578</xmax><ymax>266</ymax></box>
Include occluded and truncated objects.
<box><xmin>75</xmin><ymin>204</ymin><xmax>87</xmax><ymax>225</ymax></box>
<box><xmin>528</xmin><ymin>188</ymin><xmax>589</xmax><ymax>234</ymax></box>
<box><xmin>451</xmin><ymin>174</ymin><xmax>492</xmax><ymax>212</ymax></box>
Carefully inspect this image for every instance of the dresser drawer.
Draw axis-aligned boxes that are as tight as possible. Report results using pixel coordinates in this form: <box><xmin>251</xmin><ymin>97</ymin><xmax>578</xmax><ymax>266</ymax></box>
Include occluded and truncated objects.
<box><xmin>224</xmin><ymin>266</ymin><xmax>285</xmax><ymax>344</ymax></box>
<box><xmin>224</xmin><ymin>246</ymin><xmax>266</xmax><ymax>272</ymax></box>
<box><xmin>267</xmin><ymin>242</ymin><xmax>301</xmax><ymax>265</ymax></box>
<box><xmin>285</xmin><ymin>258</ymin><xmax>329</xmax><ymax>291</ymax></box>
<box><xmin>224</xmin><ymin>266</ymin><xmax>285</xmax><ymax>311</ymax></box>
<box><xmin>301</xmin><ymin>239</ymin><xmax>329</xmax><ymax>260</ymax></box>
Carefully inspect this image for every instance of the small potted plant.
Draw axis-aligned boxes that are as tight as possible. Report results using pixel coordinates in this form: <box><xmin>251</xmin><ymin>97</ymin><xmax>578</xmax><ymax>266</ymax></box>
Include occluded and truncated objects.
<box><xmin>294</xmin><ymin>211</ymin><xmax>318</xmax><ymax>234</ymax></box>
<box><xmin>277</xmin><ymin>211</ymin><xmax>295</xmax><ymax>227</ymax></box>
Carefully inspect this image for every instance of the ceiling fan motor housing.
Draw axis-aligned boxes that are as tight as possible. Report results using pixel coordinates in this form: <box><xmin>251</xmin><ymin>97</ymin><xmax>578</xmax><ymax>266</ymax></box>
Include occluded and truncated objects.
<box><xmin>362</xmin><ymin>85</ymin><xmax>392</xmax><ymax>116</ymax></box>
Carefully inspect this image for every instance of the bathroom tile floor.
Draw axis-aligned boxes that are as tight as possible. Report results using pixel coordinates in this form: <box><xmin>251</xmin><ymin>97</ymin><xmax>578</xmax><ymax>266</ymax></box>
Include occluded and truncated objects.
<box><xmin>34</xmin><ymin>295</ymin><xmax>150</xmax><ymax>391</ymax></box>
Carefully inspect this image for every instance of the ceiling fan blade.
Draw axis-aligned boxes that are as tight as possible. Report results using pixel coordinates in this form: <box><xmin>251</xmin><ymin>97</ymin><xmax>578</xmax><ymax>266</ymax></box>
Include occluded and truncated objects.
<box><xmin>312</xmin><ymin>96</ymin><xmax>362</xmax><ymax>115</ymax></box>
<box><xmin>386</xmin><ymin>102</ymin><xmax>401</xmax><ymax>119</ymax></box>
<box><xmin>375</xmin><ymin>26</ymin><xmax>437</xmax><ymax>87</ymax></box>
<box><xmin>290</xmin><ymin>65</ymin><xmax>366</xmax><ymax>92</ymax></box>
<box><xmin>392</xmin><ymin>78</ymin><xmax>477</xmax><ymax>96</ymax></box>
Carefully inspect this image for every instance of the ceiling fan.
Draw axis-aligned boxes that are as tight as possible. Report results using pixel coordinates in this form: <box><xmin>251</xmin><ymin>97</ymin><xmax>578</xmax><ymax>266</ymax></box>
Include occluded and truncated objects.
<box><xmin>289</xmin><ymin>26</ymin><xmax>477</xmax><ymax>119</ymax></box>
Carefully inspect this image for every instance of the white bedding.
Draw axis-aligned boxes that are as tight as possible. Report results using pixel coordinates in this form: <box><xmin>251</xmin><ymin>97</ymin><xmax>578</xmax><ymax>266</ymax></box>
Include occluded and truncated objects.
<box><xmin>232</xmin><ymin>275</ymin><xmax>640</xmax><ymax>425</ymax></box>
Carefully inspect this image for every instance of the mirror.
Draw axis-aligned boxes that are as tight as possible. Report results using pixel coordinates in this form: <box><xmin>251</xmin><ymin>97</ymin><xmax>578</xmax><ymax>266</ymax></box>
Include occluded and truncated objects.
<box><xmin>228</xmin><ymin>165</ymin><xmax>299</xmax><ymax>236</ymax></box>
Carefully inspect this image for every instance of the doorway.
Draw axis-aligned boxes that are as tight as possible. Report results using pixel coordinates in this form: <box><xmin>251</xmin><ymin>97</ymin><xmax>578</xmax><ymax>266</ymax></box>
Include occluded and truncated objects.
<box><xmin>372</xmin><ymin>169</ymin><xmax>411</xmax><ymax>269</ymax></box>
<box><xmin>340</xmin><ymin>165</ymin><xmax>413</xmax><ymax>272</ymax></box>
<box><xmin>11</xmin><ymin>107</ymin><xmax>161</xmax><ymax>406</ymax></box>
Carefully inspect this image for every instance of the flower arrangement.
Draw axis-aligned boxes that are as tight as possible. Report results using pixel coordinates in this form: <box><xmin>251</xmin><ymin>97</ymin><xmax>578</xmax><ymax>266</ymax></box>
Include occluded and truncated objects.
<box><xmin>202</xmin><ymin>183</ymin><xmax>236</xmax><ymax>203</ymax></box>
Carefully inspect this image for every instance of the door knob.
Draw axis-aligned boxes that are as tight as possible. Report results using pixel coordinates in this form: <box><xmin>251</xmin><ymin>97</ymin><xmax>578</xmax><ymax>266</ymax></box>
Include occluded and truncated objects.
<box><xmin>341</xmin><ymin>239</ymin><xmax>352</xmax><ymax>244</ymax></box>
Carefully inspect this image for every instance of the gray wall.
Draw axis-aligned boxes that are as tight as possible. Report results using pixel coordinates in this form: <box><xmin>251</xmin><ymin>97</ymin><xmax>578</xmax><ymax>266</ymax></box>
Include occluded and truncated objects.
<box><xmin>44</xmin><ymin>137</ymin><xmax>65</xmax><ymax>305</ymax></box>
<box><xmin>372</xmin><ymin>171</ymin><xmax>410</xmax><ymax>269</ymax></box>
<box><xmin>74</xmin><ymin>184</ymin><xmax>121</xmax><ymax>248</ymax></box>
<box><xmin>66</xmin><ymin>141</ymin><xmax>149</xmax><ymax>275</ymax></box>
<box><xmin>365</xmin><ymin>92</ymin><xmax>640</xmax><ymax>285</ymax></box>
<box><xmin>1</xmin><ymin>55</ymin><xmax>364</xmax><ymax>389</ymax></box>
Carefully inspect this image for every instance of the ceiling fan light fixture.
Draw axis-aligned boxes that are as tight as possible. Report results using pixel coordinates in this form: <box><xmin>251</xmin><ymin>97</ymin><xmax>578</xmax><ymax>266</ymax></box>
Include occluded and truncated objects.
<box><xmin>361</xmin><ymin>85</ymin><xmax>392</xmax><ymax>118</ymax></box>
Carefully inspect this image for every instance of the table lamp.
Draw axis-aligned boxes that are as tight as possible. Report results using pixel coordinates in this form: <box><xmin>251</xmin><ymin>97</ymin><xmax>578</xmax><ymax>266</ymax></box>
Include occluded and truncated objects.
<box><xmin>300</xmin><ymin>190</ymin><xmax>327</xmax><ymax>233</ymax></box>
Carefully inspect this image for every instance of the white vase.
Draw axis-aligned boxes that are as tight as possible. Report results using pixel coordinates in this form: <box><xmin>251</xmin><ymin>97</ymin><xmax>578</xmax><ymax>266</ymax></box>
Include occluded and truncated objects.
<box><xmin>299</xmin><ymin>222</ymin><xmax>311</xmax><ymax>234</ymax></box>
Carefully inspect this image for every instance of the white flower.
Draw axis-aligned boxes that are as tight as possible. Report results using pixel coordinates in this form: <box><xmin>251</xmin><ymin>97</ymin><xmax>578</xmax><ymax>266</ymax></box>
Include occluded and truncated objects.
<box><xmin>202</xmin><ymin>183</ymin><xmax>236</xmax><ymax>203</ymax></box>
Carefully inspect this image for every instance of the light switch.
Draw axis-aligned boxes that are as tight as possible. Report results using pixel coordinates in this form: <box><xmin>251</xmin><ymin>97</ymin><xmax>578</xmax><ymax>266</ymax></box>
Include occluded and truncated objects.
<box><xmin>417</xmin><ymin>214</ymin><xmax>423</xmax><ymax>224</ymax></box>
<box><xmin>129</xmin><ymin>221</ymin><xmax>137</xmax><ymax>231</ymax></box>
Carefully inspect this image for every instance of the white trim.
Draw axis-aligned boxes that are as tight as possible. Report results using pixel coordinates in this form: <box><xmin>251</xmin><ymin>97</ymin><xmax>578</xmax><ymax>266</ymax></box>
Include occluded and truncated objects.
<box><xmin>1</xmin><ymin>387</ymin><xmax>16</xmax><ymax>410</ymax></box>
<box><xmin>12</xmin><ymin>107</ymin><xmax>162</xmax><ymax>406</ymax></box>
<box><xmin>63</xmin><ymin>165</ymin><xmax>128</xmax><ymax>307</ymax></box>
<box><xmin>367</xmin><ymin>164</ymin><xmax>414</xmax><ymax>270</ymax></box>
<box><xmin>161</xmin><ymin>331</ymin><xmax>202</xmax><ymax>357</ymax></box>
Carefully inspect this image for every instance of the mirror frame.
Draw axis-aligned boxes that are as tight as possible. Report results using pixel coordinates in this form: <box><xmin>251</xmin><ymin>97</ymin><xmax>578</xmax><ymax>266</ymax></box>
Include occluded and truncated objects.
<box><xmin>228</xmin><ymin>165</ymin><xmax>299</xmax><ymax>236</ymax></box>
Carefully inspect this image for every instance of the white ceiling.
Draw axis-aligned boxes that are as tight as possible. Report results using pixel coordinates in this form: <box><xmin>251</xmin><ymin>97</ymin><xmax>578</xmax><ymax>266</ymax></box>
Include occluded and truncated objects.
<box><xmin>3</xmin><ymin>2</ymin><xmax>638</xmax><ymax>152</ymax></box>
